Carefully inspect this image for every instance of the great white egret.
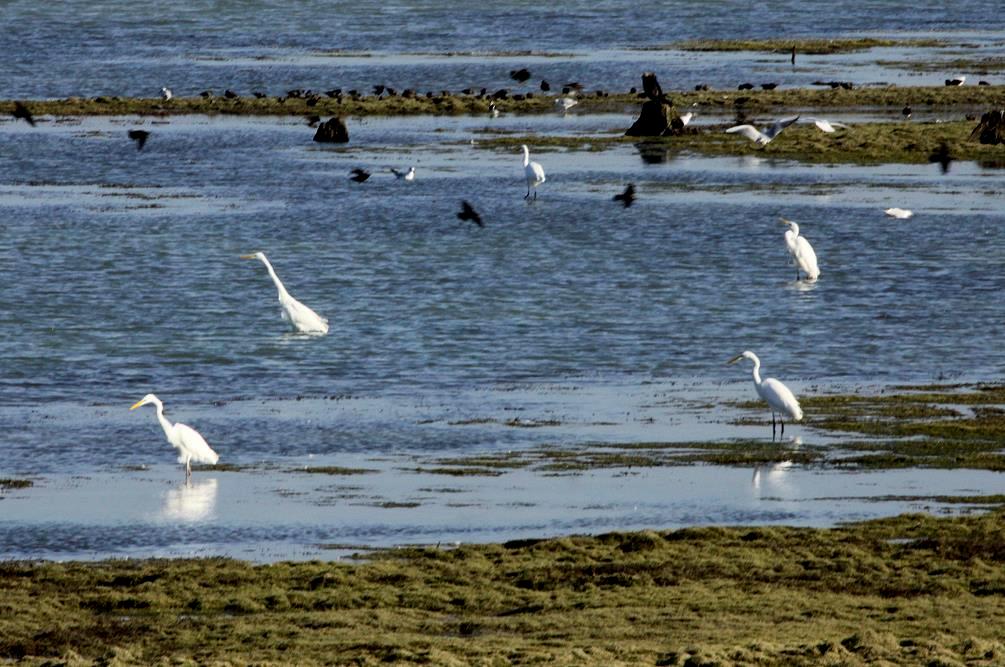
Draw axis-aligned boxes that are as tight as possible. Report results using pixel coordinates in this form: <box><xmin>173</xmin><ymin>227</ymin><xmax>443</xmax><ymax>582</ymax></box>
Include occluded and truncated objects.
<box><xmin>780</xmin><ymin>218</ymin><xmax>820</xmax><ymax>281</ymax></box>
<box><xmin>521</xmin><ymin>144</ymin><xmax>546</xmax><ymax>199</ymax></box>
<box><xmin>725</xmin><ymin>115</ymin><xmax>800</xmax><ymax>146</ymax></box>
<box><xmin>728</xmin><ymin>351</ymin><xmax>803</xmax><ymax>437</ymax></box>
<box><xmin>241</xmin><ymin>251</ymin><xmax>329</xmax><ymax>335</ymax></box>
<box><xmin>130</xmin><ymin>394</ymin><xmax>219</xmax><ymax>479</ymax></box>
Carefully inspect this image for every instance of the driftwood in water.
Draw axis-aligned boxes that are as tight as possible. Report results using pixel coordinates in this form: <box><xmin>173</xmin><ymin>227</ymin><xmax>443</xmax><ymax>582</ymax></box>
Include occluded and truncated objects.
<box><xmin>624</xmin><ymin>72</ymin><xmax>682</xmax><ymax>137</ymax></box>
<box><xmin>313</xmin><ymin>117</ymin><xmax>349</xmax><ymax>143</ymax></box>
<box><xmin>969</xmin><ymin>109</ymin><xmax>1005</xmax><ymax>145</ymax></box>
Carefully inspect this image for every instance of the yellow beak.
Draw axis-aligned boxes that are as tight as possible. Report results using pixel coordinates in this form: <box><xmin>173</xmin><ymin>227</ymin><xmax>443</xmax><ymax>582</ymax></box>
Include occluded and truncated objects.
<box><xmin>129</xmin><ymin>399</ymin><xmax>145</xmax><ymax>410</ymax></box>
<box><xmin>726</xmin><ymin>354</ymin><xmax>744</xmax><ymax>365</ymax></box>
<box><xmin>239</xmin><ymin>254</ymin><xmax>257</xmax><ymax>260</ymax></box>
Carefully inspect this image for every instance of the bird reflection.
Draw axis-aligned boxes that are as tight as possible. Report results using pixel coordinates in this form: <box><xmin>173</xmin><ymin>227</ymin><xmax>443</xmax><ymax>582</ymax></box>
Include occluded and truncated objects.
<box><xmin>751</xmin><ymin>461</ymin><xmax>795</xmax><ymax>493</ymax></box>
<box><xmin>161</xmin><ymin>478</ymin><xmax>218</xmax><ymax>522</ymax></box>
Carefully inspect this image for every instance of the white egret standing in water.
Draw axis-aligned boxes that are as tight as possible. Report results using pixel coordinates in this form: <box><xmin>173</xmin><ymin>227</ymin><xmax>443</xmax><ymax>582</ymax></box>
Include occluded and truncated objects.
<box><xmin>781</xmin><ymin>218</ymin><xmax>820</xmax><ymax>281</ymax></box>
<box><xmin>521</xmin><ymin>144</ymin><xmax>546</xmax><ymax>199</ymax></box>
<box><xmin>241</xmin><ymin>251</ymin><xmax>329</xmax><ymax>335</ymax></box>
<box><xmin>130</xmin><ymin>394</ymin><xmax>219</xmax><ymax>479</ymax></box>
<box><xmin>728</xmin><ymin>351</ymin><xmax>803</xmax><ymax>437</ymax></box>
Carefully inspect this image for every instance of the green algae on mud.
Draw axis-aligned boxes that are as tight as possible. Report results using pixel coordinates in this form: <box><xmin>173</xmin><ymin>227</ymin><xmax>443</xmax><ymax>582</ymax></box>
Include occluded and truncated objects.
<box><xmin>3</xmin><ymin>510</ymin><xmax>1005</xmax><ymax>665</ymax></box>
<box><xmin>0</xmin><ymin>478</ymin><xmax>33</xmax><ymax>490</ymax></box>
<box><xmin>673</xmin><ymin>37</ymin><xmax>946</xmax><ymax>54</ymax></box>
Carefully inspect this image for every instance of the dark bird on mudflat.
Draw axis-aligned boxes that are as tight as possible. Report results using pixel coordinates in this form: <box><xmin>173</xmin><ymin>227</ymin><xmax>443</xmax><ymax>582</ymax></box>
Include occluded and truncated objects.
<box><xmin>928</xmin><ymin>141</ymin><xmax>953</xmax><ymax>174</ymax></box>
<box><xmin>127</xmin><ymin>129</ymin><xmax>150</xmax><ymax>151</ymax></box>
<box><xmin>761</xmin><ymin>82</ymin><xmax>778</xmax><ymax>90</ymax></box>
<box><xmin>540</xmin><ymin>80</ymin><xmax>550</xmax><ymax>92</ymax></box>
<box><xmin>694</xmin><ymin>83</ymin><xmax>709</xmax><ymax>91</ymax></box>
<box><xmin>613</xmin><ymin>183</ymin><xmax>636</xmax><ymax>208</ymax></box>
<box><xmin>305</xmin><ymin>114</ymin><xmax>321</xmax><ymax>127</ymax></box>
<box><xmin>224</xmin><ymin>89</ymin><xmax>239</xmax><ymax>99</ymax></box>
<box><xmin>199</xmin><ymin>90</ymin><xmax>213</xmax><ymax>98</ymax></box>
<box><xmin>791</xmin><ymin>45</ymin><xmax>796</xmax><ymax>65</ymax></box>
<box><xmin>738</xmin><ymin>82</ymin><xmax>754</xmax><ymax>90</ymax></box>
<box><xmin>563</xmin><ymin>82</ymin><xmax>584</xmax><ymax>92</ymax></box>
<box><xmin>944</xmin><ymin>76</ymin><xmax>965</xmax><ymax>87</ymax></box>
<box><xmin>510</xmin><ymin>68</ymin><xmax>531</xmax><ymax>83</ymax></box>
<box><xmin>978</xmin><ymin>80</ymin><xmax>990</xmax><ymax>86</ymax></box>
<box><xmin>902</xmin><ymin>105</ymin><xmax>912</xmax><ymax>119</ymax></box>
<box><xmin>252</xmin><ymin>91</ymin><xmax>267</xmax><ymax>99</ymax></box>
<box><xmin>457</xmin><ymin>200</ymin><xmax>483</xmax><ymax>227</ymax></box>
<box><xmin>12</xmin><ymin>101</ymin><xmax>36</xmax><ymax>126</ymax></box>
<box><xmin>372</xmin><ymin>84</ymin><xmax>385</xmax><ymax>96</ymax></box>
<box><xmin>349</xmin><ymin>168</ymin><xmax>371</xmax><ymax>183</ymax></box>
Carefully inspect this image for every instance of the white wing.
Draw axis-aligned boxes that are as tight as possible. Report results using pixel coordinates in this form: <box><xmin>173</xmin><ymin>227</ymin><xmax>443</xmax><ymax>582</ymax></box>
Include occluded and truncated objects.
<box><xmin>282</xmin><ymin>295</ymin><xmax>329</xmax><ymax>335</ymax></box>
<box><xmin>174</xmin><ymin>422</ymin><xmax>220</xmax><ymax>464</ymax></box>
<box><xmin>794</xmin><ymin>235</ymin><xmax>819</xmax><ymax>280</ymax></box>
<box><xmin>765</xmin><ymin>115</ymin><xmax>800</xmax><ymax>139</ymax></box>
<box><xmin>760</xmin><ymin>378</ymin><xmax>803</xmax><ymax>421</ymax></box>
<box><xmin>679</xmin><ymin>112</ymin><xmax>694</xmax><ymax>126</ymax></box>
<box><xmin>527</xmin><ymin>160</ymin><xmax>546</xmax><ymax>185</ymax></box>
<box><xmin>725</xmin><ymin>124</ymin><xmax>765</xmax><ymax>143</ymax></box>
<box><xmin>884</xmin><ymin>207</ymin><xmax>913</xmax><ymax>219</ymax></box>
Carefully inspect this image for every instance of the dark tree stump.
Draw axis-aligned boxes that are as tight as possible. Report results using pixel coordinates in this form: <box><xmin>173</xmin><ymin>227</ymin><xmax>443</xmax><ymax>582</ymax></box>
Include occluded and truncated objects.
<box><xmin>969</xmin><ymin>109</ymin><xmax>1005</xmax><ymax>145</ymax></box>
<box><xmin>624</xmin><ymin>72</ymin><xmax>680</xmax><ymax>137</ymax></box>
<box><xmin>313</xmin><ymin>117</ymin><xmax>349</xmax><ymax>143</ymax></box>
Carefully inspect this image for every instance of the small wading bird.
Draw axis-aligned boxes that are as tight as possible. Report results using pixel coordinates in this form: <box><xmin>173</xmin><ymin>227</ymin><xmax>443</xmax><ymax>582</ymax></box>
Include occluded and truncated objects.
<box><xmin>555</xmin><ymin>96</ymin><xmax>578</xmax><ymax>112</ymax></box>
<box><xmin>728</xmin><ymin>351</ymin><xmax>803</xmax><ymax>438</ymax></box>
<box><xmin>457</xmin><ymin>200</ymin><xmax>483</xmax><ymax>227</ymax></box>
<box><xmin>349</xmin><ymin>168</ymin><xmax>370</xmax><ymax>183</ymax></box>
<box><xmin>241</xmin><ymin>251</ymin><xmax>329</xmax><ymax>335</ymax></box>
<box><xmin>390</xmin><ymin>166</ymin><xmax>415</xmax><ymax>181</ymax></box>
<box><xmin>945</xmin><ymin>76</ymin><xmax>965</xmax><ymax>86</ymax></box>
<box><xmin>128</xmin><ymin>129</ymin><xmax>150</xmax><ymax>150</ymax></box>
<box><xmin>130</xmin><ymin>394</ymin><xmax>219</xmax><ymax>480</ymax></box>
<box><xmin>613</xmin><ymin>183</ymin><xmax>636</xmax><ymax>208</ymax></box>
<box><xmin>12</xmin><ymin>101</ymin><xmax>35</xmax><ymax>126</ymax></box>
<box><xmin>521</xmin><ymin>144</ymin><xmax>546</xmax><ymax>199</ymax></box>
<box><xmin>725</xmin><ymin>115</ymin><xmax>799</xmax><ymax>146</ymax></box>
<box><xmin>161</xmin><ymin>87</ymin><xmax>173</xmax><ymax>101</ymax></box>
<box><xmin>885</xmin><ymin>207</ymin><xmax>913</xmax><ymax>219</ymax></box>
<box><xmin>780</xmin><ymin>218</ymin><xmax>820</xmax><ymax>281</ymax></box>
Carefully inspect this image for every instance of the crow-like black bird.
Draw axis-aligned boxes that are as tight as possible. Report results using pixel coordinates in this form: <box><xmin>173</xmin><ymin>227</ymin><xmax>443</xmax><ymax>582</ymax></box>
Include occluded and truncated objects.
<box><xmin>224</xmin><ymin>89</ymin><xmax>239</xmax><ymax>99</ymax></box>
<box><xmin>457</xmin><ymin>200</ymin><xmax>483</xmax><ymax>227</ymax></box>
<box><xmin>540</xmin><ymin>80</ymin><xmax>550</xmax><ymax>92</ymax></box>
<box><xmin>13</xmin><ymin>101</ymin><xmax>35</xmax><ymax>126</ymax></box>
<box><xmin>928</xmin><ymin>141</ymin><xmax>953</xmax><ymax>174</ymax></box>
<box><xmin>760</xmin><ymin>82</ymin><xmax>778</xmax><ymax>90</ymax></box>
<box><xmin>738</xmin><ymin>82</ymin><xmax>754</xmax><ymax>91</ymax></box>
<box><xmin>349</xmin><ymin>168</ymin><xmax>370</xmax><ymax>183</ymax></box>
<box><xmin>613</xmin><ymin>183</ymin><xmax>636</xmax><ymax>208</ymax></box>
<box><xmin>128</xmin><ymin>129</ymin><xmax>150</xmax><ymax>151</ymax></box>
<box><xmin>509</xmin><ymin>68</ymin><xmax>531</xmax><ymax>83</ymax></box>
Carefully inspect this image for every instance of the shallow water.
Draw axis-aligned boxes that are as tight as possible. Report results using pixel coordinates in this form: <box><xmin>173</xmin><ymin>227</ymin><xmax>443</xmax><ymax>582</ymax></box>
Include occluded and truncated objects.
<box><xmin>3</xmin><ymin>3</ymin><xmax>1005</xmax><ymax>561</ymax></box>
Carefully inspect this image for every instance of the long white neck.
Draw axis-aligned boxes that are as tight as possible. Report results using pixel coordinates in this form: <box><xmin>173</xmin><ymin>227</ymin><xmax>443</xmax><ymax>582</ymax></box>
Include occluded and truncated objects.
<box><xmin>152</xmin><ymin>398</ymin><xmax>175</xmax><ymax>441</ymax></box>
<box><xmin>522</xmin><ymin>146</ymin><xmax>530</xmax><ymax>167</ymax></box>
<box><xmin>749</xmin><ymin>357</ymin><xmax>763</xmax><ymax>387</ymax></box>
<box><xmin>259</xmin><ymin>255</ymin><xmax>290</xmax><ymax>300</ymax></box>
<box><xmin>789</xmin><ymin>223</ymin><xmax>800</xmax><ymax>238</ymax></box>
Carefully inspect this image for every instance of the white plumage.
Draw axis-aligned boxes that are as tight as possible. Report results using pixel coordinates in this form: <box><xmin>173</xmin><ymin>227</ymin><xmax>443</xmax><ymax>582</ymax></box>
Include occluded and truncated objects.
<box><xmin>161</xmin><ymin>87</ymin><xmax>173</xmax><ymax>101</ymax></box>
<box><xmin>521</xmin><ymin>144</ymin><xmax>546</xmax><ymax>199</ymax></box>
<box><xmin>728</xmin><ymin>351</ymin><xmax>803</xmax><ymax>436</ymax></box>
<box><xmin>725</xmin><ymin>115</ymin><xmax>800</xmax><ymax>146</ymax></box>
<box><xmin>241</xmin><ymin>251</ymin><xmax>329</xmax><ymax>335</ymax></box>
<box><xmin>555</xmin><ymin>96</ymin><xmax>578</xmax><ymax>112</ymax></box>
<box><xmin>805</xmin><ymin>117</ymin><xmax>849</xmax><ymax>133</ymax></box>
<box><xmin>781</xmin><ymin>218</ymin><xmax>820</xmax><ymax>281</ymax></box>
<box><xmin>884</xmin><ymin>207</ymin><xmax>913</xmax><ymax>219</ymax></box>
<box><xmin>130</xmin><ymin>394</ymin><xmax>219</xmax><ymax>479</ymax></box>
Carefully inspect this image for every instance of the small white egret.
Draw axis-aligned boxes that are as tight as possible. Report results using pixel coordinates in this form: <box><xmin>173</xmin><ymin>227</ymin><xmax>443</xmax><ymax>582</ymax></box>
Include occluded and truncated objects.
<box><xmin>390</xmin><ymin>166</ymin><xmax>415</xmax><ymax>181</ymax></box>
<box><xmin>555</xmin><ymin>96</ymin><xmax>578</xmax><ymax>113</ymax></box>
<box><xmin>161</xmin><ymin>87</ymin><xmax>173</xmax><ymax>101</ymax></box>
<box><xmin>241</xmin><ymin>251</ymin><xmax>329</xmax><ymax>335</ymax></box>
<box><xmin>804</xmin><ymin>117</ymin><xmax>849</xmax><ymax>133</ymax></box>
<box><xmin>884</xmin><ymin>207</ymin><xmax>913</xmax><ymax>219</ymax></box>
<box><xmin>130</xmin><ymin>394</ymin><xmax>219</xmax><ymax>479</ymax></box>
<box><xmin>728</xmin><ymin>351</ymin><xmax>803</xmax><ymax>437</ymax></box>
<box><xmin>780</xmin><ymin>218</ymin><xmax>820</xmax><ymax>281</ymax></box>
<box><xmin>521</xmin><ymin>144</ymin><xmax>546</xmax><ymax>199</ymax></box>
<box><xmin>725</xmin><ymin>115</ymin><xmax>800</xmax><ymax>146</ymax></box>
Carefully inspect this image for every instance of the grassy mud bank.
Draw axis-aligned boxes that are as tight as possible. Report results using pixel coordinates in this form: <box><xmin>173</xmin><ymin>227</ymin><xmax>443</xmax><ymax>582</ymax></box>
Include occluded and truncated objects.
<box><xmin>3</xmin><ymin>510</ymin><xmax>1004</xmax><ymax>665</ymax></box>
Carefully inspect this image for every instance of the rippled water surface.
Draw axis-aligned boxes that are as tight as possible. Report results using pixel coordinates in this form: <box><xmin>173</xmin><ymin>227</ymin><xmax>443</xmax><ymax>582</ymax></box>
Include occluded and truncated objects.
<box><xmin>2</xmin><ymin>1</ymin><xmax>1004</xmax><ymax>560</ymax></box>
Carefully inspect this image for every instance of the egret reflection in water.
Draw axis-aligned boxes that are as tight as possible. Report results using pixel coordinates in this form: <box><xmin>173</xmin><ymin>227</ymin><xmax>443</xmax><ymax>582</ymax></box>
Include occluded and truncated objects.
<box><xmin>161</xmin><ymin>478</ymin><xmax>219</xmax><ymax>522</ymax></box>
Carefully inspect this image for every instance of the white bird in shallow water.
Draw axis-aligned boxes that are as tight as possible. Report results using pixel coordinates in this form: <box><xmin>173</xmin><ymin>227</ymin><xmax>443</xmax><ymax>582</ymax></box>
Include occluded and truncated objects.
<box><xmin>884</xmin><ymin>207</ymin><xmax>914</xmax><ymax>219</ymax></box>
<box><xmin>241</xmin><ymin>251</ymin><xmax>329</xmax><ymax>335</ymax></box>
<box><xmin>130</xmin><ymin>394</ymin><xmax>219</xmax><ymax>479</ymax></box>
<box><xmin>555</xmin><ymin>96</ymin><xmax>578</xmax><ymax>112</ymax></box>
<box><xmin>678</xmin><ymin>111</ymin><xmax>695</xmax><ymax>126</ymax></box>
<box><xmin>780</xmin><ymin>218</ymin><xmax>820</xmax><ymax>281</ymax></box>
<box><xmin>521</xmin><ymin>144</ymin><xmax>546</xmax><ymax>199</ymax></box>
<box><xmin>728</xmin><ymin>351</ymin><xmax>803</xmax><ymax>437</ymax></box>
<box><xmin>390</xmin><ymin>166</ymin><xmax>415</xmax><ymax>181</ymax></box>
<box><xmin>161</xmin><ymin>87</ymin><xmax>173</xmax><ymax>101</ymax></box>
<box><xmin>725</xmin><ymin>115</ymin><xmax>800</xmax><ymax>146</ymax></box>
<box><xmin>804</xmin><ymin>117</ymin><xmax>849</xmax><ymax>133</ymax></box>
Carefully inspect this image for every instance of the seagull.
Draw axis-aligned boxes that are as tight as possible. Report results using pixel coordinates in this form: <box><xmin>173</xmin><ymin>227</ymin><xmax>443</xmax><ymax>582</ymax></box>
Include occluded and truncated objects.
<box><xmin>885</xmin><ymin>208</ymin><xmax>914</xmax><ymax>219</ymax></box>
<box><xmin>521</xmin><ymin>145</ymin><xmax>546</xmax><ymax>200</ymax></box>
<box><xmin>349</xmin><ymin>168</ymin><xmax>370</xmax><ymax>183</ymax></box>
<box><xmin>805</xmin><ymin>117</ymin><xmax>850</xmax><ymax>133</ymax></box>
<box><xmin>945</xmin><ymin>76</ymin><xmax>966</xmax><ymax>86</ymax></box>
<box><xmin>679</xmin><ymin>112</ymin><xmax>695</xmax><ymax>126</ymax></box>
<box><xmin>457</xmin><ymin>200</ymin><xmax>483</xmax><ymax>227</ymax></box>
<box><xmin>390</xmin><ymin>166</ymin><xmax>415</xmax><ymax>181</ymax></box>
<box><xmin>12</xmin><ymin>102</ymin><xmax>35</xmax><ymax>126</ymax></box>
<box><xmin>555</xmin><ymin>96</ymin><xmax>578</xmax><ymax>113</ymax></box>
<box><xmin>780</xmin><ymin>218</ymin><xmax>820</xmax><ymax>282</ymax></box>
<box><xmin>128</xmin><ymin>129</ymin><xmax>150</xmax><ymax>151</ymax></box>
<box><xmin>613</xmin><ymin>183</ymin><xmax>636</xmax><ymax>208</ymax></box>
<box><xmin>161</xmin><ymin>87</ymin><xmax>173</xmax><ymax>101</ymax></box>
<box><xmin>488</xmin><ymin>102</ymin><xmax>499</xmax><ymax>118</ymax></box>
<box><xmin>725</xmin><ymin>115</ymin><xmax>799</xmax><ymax>146</ymax></box>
